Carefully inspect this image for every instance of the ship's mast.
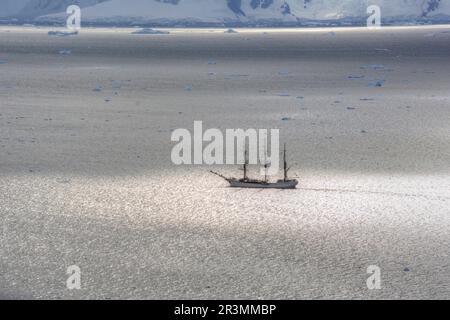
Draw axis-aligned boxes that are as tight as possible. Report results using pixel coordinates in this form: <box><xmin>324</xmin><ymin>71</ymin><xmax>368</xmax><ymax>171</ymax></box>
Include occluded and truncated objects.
<box><xmin>283</xmin><ymin>143</ymin><xmax>287</xmax><ymax>182</ymax></box>
<box><xmin>243</xmin><ymin>148</ymin><xmax>248</xmax><ymax>181</ymax></box>
<box><xmin>263</xmin><ymin>139</ymin><xmax>268</xmax><ymax>183</ymax></box>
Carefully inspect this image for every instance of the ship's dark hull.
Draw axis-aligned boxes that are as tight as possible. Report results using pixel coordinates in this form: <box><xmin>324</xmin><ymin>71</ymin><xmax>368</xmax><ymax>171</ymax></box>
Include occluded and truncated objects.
<box><xmin>228</xmin><ymin>180</ymin><xmax>298</xmax><ymax>189</ymax></box>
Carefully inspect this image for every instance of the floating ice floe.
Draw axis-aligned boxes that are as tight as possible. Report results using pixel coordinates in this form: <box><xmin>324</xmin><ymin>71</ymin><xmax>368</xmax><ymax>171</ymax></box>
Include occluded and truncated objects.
<box><xmin>93</xmin><ymin>85</ymin><xmax>102</xmax><ymax>92</ymax></box>
<box><xmin>348</xmin><ymin>75</ymin><xmax>364</xmax><ymax>79</ymax></box>
<box><xmin>131</xmin><ymin>28</ymin><xmax>169</xmax><ymax>35</ymax></box>
<box><xmin>281</xmin><ymin>117</ymin><xmax>292</xmax><ymax>121</ymax></box>
<box><xmin>360</xmin><ymin>64</ymin><xmax>385</xmax><ymax>70</ymax></box>
<box><xmin>368</xmin><ymin>80</ymin><xmax>385</xmax><ymax>87</ymax></box>
<box><xmin>58</xmin><ymin>49</ymin><xmax>72</xmax><ymax>55</ymax></box>
<box><xmin>0</xmin><ymin>60</ymin><xmax>7</xmax><ymax>64</ymax></box>
<box><xmin>207</xmin><ymin>59</ymin><xmax>217</xmax><ymax>65</ymax></box>
<box><xmin>374</xmin><ymin>48</ymin><xmax>391</xmax><ymax>52</ymax></box>
<box><xmin>277</xmin><ymin>93</ymin><xmax>290</xmax><ymax>97</ymax></box>
<box><xmin>224</xmin><ymin>28</ymin><xmax>238</xmax><ymax>34</ymax></box>
<box><xmin>184</xmin><ymin>85</ymin><xmax>193</xmax><ymax>92</ymax></box>
<box><xmin>48</xmin><ymin>31</ymin><xmax>78</xmax><ymax>37</ymax></box>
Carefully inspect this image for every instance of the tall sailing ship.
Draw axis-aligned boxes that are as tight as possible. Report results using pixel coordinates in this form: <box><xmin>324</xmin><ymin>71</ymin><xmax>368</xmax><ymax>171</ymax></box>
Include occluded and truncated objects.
<box><xmin>210</xmin><ymin>144</ymin><xmax>298</xmax><ymax>189</ymax></box>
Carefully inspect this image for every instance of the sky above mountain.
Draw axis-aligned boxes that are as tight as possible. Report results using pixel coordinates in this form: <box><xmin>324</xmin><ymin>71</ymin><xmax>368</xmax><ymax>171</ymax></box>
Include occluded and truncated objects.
<box><xmin>1</xmin><ymin>0</ymin><xmax>449</xmax><ymax>25</ymax></box>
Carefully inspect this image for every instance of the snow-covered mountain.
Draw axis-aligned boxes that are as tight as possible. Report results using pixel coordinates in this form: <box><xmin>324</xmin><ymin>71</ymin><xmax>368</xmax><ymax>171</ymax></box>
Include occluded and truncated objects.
<box><xmin>20</xmin><ymin>0</ymin><xmax>109</xmax><ymax>19</ymax></box>
<box><xmin>0</xmin><ymin>0</ymin><xmax>30</xmax><ymax>18</ymax></box>
<box><xmin>1</xmin><ymin>0</ymin><xmax>450</xmax><ymax>26</ymax></box>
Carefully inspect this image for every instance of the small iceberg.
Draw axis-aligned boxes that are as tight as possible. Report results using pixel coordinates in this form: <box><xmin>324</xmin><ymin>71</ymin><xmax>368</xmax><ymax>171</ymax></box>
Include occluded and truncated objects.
<box><xmin>58</xmin><ymin>49</ymin><xmax>72</xmax><ymax>55</ymax></box>
<box><xmin>368</xmin><ymin>80</ymin><xmax>385</xmax><ymax>87</ymax></box>
<box><xmin>93</xmin><ymin>85</ymin><xmax>102</xmax><ymax>92</ymax></box>
<box><xmin>361</xmin><ymin>64</ymin><xmax>385</xmax><ymax>70</ymax></box>
<box><xmin>224</xmin><ymin>28</ymin><xmax>238</xmax><ymax>34</ymax></box>
<box><xmin>48</xmin><ymin>31</ymin><xmax>78</xmax><ymax>37</ymax></box>
<box><xmin>132</xmin><ymin>28</ymin><xmax>169</xmax><ymax>35</ymax></box>
<box><xmin>281</xmin><ymin>117</ymin><xmax>292</xmax><ymax>121</ymax></box>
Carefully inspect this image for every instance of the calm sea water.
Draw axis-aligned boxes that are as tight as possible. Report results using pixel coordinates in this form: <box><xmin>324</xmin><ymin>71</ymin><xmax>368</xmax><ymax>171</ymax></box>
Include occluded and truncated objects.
<box><xmin>0</xmin><ymin>27</ymin><xmax>449</xmax><ymax>299</ymax></box>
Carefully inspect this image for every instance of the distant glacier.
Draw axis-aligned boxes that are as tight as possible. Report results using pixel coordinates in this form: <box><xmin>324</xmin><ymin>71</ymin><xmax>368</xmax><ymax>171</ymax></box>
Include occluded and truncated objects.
<box><xmin>1</xmin><ymin>0</ymin><xmax>450</xmax><ymax>27</ymax></box>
